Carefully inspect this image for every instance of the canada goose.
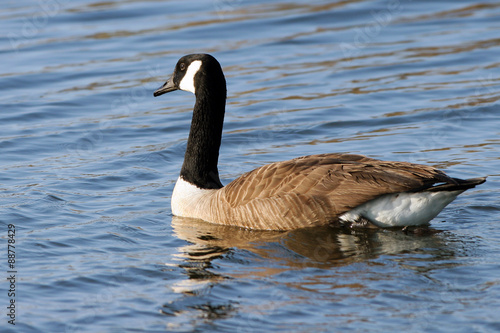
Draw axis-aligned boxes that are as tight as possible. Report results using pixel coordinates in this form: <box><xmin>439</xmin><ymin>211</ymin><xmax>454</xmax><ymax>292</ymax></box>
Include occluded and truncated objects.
<box><xmin>154</xmin><ymin>53</ymin><xmax>486</xmax><ymax>231</ymax></box>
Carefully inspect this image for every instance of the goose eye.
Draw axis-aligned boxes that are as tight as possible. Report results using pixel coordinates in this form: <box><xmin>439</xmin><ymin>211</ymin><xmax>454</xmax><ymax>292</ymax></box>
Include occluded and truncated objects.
<box><xmin>179</xmin><ymin>63</ymin><xmax>186</xmax><ymax>71</ymax></box>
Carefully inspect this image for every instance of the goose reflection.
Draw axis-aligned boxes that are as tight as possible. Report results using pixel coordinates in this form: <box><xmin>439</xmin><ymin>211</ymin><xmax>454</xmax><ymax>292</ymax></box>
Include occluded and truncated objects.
<box><xmin>162</xmin><ymin>217</ymin><xmax>452</xmax><ymax>324</ymax></box>
<box><xmin>171</xmin><ymin>216</ymin><xmax>447</xmax><ymax>270</ymax></box>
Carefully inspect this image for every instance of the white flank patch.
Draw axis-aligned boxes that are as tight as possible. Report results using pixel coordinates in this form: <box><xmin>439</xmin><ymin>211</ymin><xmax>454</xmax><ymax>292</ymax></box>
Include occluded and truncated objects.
<box><xmin>171</xmin><ymin>176</ymin><xmax>215</xmax><ymax>218</ymax></box>
<box><xmin>179</xmin><ymin>60</ymin><xmax>202</xmax><ymax>94</ymax></box>
<box><xmin>339</xmin><ymin>190</ymin><xmax>464</xmax><ymax>228</ymax></box>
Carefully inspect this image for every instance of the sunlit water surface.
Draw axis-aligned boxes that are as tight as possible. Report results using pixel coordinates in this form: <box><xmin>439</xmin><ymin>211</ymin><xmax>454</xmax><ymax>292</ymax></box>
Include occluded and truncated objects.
<box><xmin>1</xmin><ymin>0</ymin><xmax>500</xmax><ymax>332</ymax></box>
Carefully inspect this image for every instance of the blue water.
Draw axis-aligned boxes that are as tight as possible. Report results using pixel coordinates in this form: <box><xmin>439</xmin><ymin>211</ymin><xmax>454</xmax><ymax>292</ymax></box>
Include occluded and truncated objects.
<box><xmin>1</xmin><ymin>0</ymin><xmax>500</xmax><ymax>332</ymax></box>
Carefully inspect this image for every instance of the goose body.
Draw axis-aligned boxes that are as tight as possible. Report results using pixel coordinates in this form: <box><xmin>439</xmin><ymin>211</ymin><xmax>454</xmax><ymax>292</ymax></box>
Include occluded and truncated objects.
<box><xmin>154</xmin><ymin>54</ymin><xmax>485</xmax><ymax>231</ymax></box>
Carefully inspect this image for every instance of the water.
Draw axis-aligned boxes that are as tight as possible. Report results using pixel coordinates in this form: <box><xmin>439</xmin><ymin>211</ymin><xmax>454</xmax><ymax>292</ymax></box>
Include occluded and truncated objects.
<box><xmin>1</xmin><ymin>0</ymin><xmax>500</xmax><ymax>331</ymax></box>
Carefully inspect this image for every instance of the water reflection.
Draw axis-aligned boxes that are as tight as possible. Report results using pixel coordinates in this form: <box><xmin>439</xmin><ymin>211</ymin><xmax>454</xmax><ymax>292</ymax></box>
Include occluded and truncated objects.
<box><xmin>162</xmin><ymin>216</ymin><xmax>456</xmax><ymax>325</ymax></box>
<box><xmin>171</xmin><ymin>216</ymin><xmax>448</xmax><ymax>265</ymax></box>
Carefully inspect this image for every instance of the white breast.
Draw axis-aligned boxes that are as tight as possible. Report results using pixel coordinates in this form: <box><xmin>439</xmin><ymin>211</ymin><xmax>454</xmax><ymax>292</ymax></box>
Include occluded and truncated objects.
<box><xmin>339</xmin><ymin>190</ymin><xmax>464</xmax><ymax>228</ymax></box>
<box><xmin>171</xmin><ymin>177</ymin><xmax>217</xmax><ymax>218</ymax></box>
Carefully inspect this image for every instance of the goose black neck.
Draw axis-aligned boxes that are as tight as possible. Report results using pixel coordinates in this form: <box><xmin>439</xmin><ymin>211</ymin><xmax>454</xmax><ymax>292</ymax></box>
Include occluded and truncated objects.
<box><xmin>180</xmin><ymin>73</ymin><xmax>226</xmax><ymax>189</ymax></box>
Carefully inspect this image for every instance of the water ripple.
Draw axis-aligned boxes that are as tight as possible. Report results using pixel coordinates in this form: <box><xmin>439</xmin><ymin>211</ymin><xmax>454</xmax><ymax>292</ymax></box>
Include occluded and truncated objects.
<box><xmin>1</xmin><ymin>0</ymin><xmax>499</xmax><ymax>332</ymax></box>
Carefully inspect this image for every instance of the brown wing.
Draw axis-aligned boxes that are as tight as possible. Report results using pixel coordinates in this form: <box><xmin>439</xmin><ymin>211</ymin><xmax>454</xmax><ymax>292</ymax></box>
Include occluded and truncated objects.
<box><xmin>216</xmin><ymin>153</ymin><xmax>454</xmax><ymax>230</ymax></box>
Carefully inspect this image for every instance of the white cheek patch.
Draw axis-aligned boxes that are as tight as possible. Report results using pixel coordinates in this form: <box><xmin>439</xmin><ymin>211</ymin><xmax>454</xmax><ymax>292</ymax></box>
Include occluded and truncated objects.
<box><xmin>179</xmin><ymin>60</ymin><xmax>202</xmax><ymax>94</ymax></box>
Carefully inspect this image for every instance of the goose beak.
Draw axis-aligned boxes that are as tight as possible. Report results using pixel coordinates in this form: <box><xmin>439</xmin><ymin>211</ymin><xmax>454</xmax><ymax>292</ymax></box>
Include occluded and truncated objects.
<box><xmin>154</xmin><ymin>76</ymin><xmax>177</xmax><ymax>97</ymax></box>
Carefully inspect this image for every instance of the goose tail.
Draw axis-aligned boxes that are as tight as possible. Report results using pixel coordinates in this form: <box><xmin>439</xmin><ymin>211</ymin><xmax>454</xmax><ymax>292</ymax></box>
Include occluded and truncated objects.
<box><xmin>426</xmin><ymin>177</ymin><xmax>487</xmax><ymax>192</ymax></box>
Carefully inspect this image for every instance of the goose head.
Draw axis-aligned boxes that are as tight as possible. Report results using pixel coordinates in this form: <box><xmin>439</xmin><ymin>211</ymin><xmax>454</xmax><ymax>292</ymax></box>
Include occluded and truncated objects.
<box><xmin>153</xmin><ymin>53</ymin><xmax>226</xmax><ymax>98</ymax></box>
